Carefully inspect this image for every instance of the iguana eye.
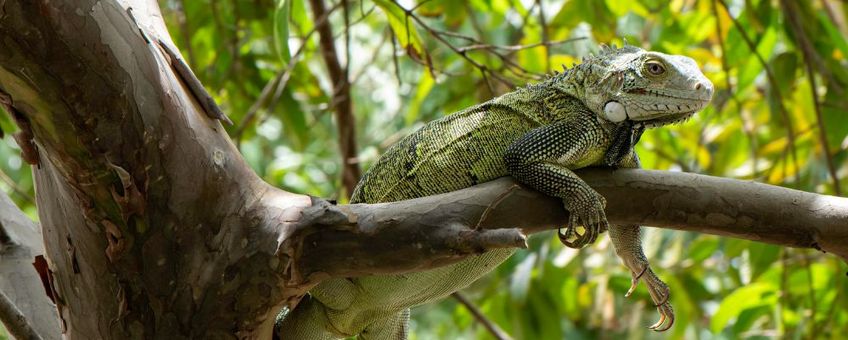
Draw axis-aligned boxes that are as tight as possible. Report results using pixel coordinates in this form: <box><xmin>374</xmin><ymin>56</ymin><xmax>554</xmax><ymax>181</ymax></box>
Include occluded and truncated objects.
<box><xmin>646</xmin><ymin>60</ymin><xmax>665</xmax><ymax>76</ymax></box>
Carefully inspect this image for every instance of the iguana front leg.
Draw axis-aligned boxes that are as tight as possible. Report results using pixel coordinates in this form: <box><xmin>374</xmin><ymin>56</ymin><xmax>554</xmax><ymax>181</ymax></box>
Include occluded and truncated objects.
<box><xmin>504</xmin><ymin>119</ymin><xmax>609</xmax><ymax>249</ymax></box>
<box><xmin>609</xmin><ymin>151</ymin><xmax>673</xmax><ymax>331</ymax></box>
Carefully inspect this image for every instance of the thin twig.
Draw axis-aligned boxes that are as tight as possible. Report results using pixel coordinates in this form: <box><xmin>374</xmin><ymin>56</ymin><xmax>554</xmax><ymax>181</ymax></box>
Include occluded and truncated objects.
<box><xmin>388</xmin><ymin>0</ymin><xmax>515</xmax><ymax>89</ymax></box>
<box><xmin>457</xmin><ymin>37</ymin><xmax>586</xmax><ymax>54</ymax></box>
<box><xmin>431</xmin><ymin>28</ymin><xmax>478</xmax><ymax>42</ymax></box>
<box><xmin>0</xmin><ymin>169</ymin><xmax>34</xmax><ymax>205</ymax></box>
<box><xmin>803</xmin><ymin>56</ymin><xmax>841</xmax><ymax>195</ymax></box>
<box><xmin>711</xmin><ymin>0</ymin><xmax>758</xmax><ymax>176</ymax></box>
<box><xmin>233</xmin><ymin>2</ymin><xmax>341</xmax><ymax>145</ymax></box>
<box><xmin>388</xmin><ymin>0</ymin><xmax>586</xmax><ymax>93</ymax></box>
<box><xmin>451</xmin><ymin>292</ymin><xmax>512</xmax><ymax>340</ymax></box>
<box><xmin>309</xmin><ymin>0</ymin><xmax>362</xmax><ymax>197</ymax></box>
<box><xmin>0</xmin><ymin>289</ymin><xmax>43</xmax><ymax>340</ymax></box>
<box><xmin>780</xmin><ymin>0</ymin><xmax>842</xmax><ymax>195</ymax></box>
<box><xmin>389</xmin><ymin>29</ymin><xmax>402</xmax><ymax>85</ymax></box>
<box><xmin>717</xmin><ymin>0</ymin><xmax>799</xmax><ymax>185</ymax></box>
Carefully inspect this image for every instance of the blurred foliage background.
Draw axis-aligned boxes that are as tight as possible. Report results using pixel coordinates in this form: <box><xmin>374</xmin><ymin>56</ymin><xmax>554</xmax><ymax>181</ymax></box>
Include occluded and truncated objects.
<box><xmin>2</xmin><ymin>0</ymin><xmax>848</xmax><ymax>339</ymax></box>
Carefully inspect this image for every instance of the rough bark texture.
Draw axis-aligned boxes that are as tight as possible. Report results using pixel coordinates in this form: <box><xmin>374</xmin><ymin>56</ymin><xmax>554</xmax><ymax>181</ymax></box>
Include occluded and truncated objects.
<box><xmin>0</xmin><ymin>0</ymin><xmax>845</xmax><ymax>339</ymax></box>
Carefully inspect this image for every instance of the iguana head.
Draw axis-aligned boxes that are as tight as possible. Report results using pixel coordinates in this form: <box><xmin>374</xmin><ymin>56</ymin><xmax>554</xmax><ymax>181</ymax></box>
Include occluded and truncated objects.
<box><xmin>559</xmin><ymin>44</ymin><xmax>713</xmax><ymax>128</ymax></box>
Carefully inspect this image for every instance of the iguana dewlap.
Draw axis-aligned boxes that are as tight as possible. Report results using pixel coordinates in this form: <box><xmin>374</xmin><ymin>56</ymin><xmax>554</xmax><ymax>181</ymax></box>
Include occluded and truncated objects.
<box><xmin>280</xmin><ymin>44</ymin><xmax>713</xmax><ymax>339</ymax></box>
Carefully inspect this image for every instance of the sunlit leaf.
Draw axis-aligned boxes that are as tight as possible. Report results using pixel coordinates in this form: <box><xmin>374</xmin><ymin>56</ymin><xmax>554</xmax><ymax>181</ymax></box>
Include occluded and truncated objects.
<box><xmin>711</xmin><ymin>283</ymin><xmax>778</xmax><ymax>333</ymax></box>
<box><xmin>373</xmin><ymin>0</ymin><xmax>427</xmax><ymax>61</ymax></box>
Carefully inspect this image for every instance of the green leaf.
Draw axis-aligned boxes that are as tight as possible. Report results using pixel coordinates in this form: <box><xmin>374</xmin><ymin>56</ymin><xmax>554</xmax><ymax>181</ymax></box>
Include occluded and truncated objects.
<box><xmin>373</xmin><ymin>0</ymin><xmax>427</xmax><ymax>60</ymax></box>
<box><xmin>818</xmin><ymin>12</ymin><xmax>848</xmax><ymax>59</ymax></box>
<box><xmin>771</xmin><ymin>52</ymin><xmax>798</xmax><ymax>96</ymax></box>
<box><xmin>510</xmin><ymin>253</ymin><xmax>536</xmax><ymax>304</ymax></box>
<box><xmin>688</xmin><ymin>236</ymin><xmax>719</xmax><ymax>263</ymax></box>
<box><xmin>273</xmin><ymin>0</ymin><xmax>292</xmax><ymax>64</ymax></box>
<box><xmin>732</xmin><ymin>305</ymin><xmax>772</xmax><ymax>334</ymax></box>
<box><xmin>737</xmin><ymin>26</ymin><xmax>776</xmax><ymax>92</ymax></box>
<box><xmin>405</xmin><ymin>71</ymin><xmax>435</xmax><ymax>125</ymax></box>
<box><xmin>290</xmin><ymin>0</ymin><xmax>313</xmax><ymax>34</ymax></box>
<box><xmin>275</xmin><ymin>87</ymin><xmax>308</xmax><ymax>150</ymax></box>
<box><xmin>746</xmin><ymin>242</ymin><xmax>780</xmax><ymax>280</ymax></box>
<box><xmin>711</xmin><ymin>283</ymin><xmax>778</xmax><ymax>333</ymax></box>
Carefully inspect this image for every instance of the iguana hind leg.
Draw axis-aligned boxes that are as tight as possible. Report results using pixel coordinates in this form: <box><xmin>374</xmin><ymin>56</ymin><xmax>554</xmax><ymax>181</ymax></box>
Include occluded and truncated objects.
<box><xmin>608</xmin><ymin>224</ymin><xmax>674</xmax><ymax>331</ymax></box>
<box><xmin>358</xmin><ymin>309</ymin><xmax>409</xmax><ymax>340</ymax></box>
<box><xmin>278</xmin><ymin>295</ymin><xmax>339</xmax><ymax>340</ymax></box>
<box><xmin>608</xmin><ymin>151</ymin><xmax>674</xmax><ymax>331</ymax></box>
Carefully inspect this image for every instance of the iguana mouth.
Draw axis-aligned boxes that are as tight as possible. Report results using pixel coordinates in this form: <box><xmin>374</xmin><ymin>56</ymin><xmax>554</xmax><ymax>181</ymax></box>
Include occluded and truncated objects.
<box><xmin>638</xmin><ymin>111</ymin><xmax>696</xmax><ymax>128</ymax></box>
<box><xmin>620</xmin><ymin>88</ymin><xmax>707</xmax><ymax>128</ymax></box>
<box><xmin>627</xmin><ymin>88</ymin><xmax>712</xmax><ymax>102</ymax></box>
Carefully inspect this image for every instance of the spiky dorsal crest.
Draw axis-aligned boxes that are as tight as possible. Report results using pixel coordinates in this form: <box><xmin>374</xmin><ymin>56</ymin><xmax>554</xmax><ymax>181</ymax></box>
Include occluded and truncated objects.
<box><xmin>592</xmin><ymin>43</ymin><xmax>642</xmax><ymax>64</ymax></box>
<box><xmin>544</xmin><ymin>42</ymin><xmax>643</xmax><ymax>84</ymax></box>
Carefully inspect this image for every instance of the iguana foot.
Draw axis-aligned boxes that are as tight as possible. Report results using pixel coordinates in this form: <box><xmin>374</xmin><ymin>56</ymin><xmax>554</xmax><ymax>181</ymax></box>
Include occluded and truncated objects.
<box><xmin>558</xmin><ymin>194</ymin><xmax>608</xmax><ymax>249</ymax></box>
<box><xmin>626</xmin><ymin>264</ymin><xmax>674</xmax><ymax>331</ymax></box>
<box><xmin>608</xmin><ymin>224</ymin><xmax>674</xmax><ymax>332</ymax></box>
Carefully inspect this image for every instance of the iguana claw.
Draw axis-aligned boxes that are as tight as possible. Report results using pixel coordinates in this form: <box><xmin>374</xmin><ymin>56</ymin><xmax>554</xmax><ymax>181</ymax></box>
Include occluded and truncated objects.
<box><xmin>650</xmin><ymin>302</ymin><xmax>674</xmax><ymax>332</ymax></box>
<box><xmin>627</xmin><ymin>264</ymin><xmax>674</xmax><ymax>332</ymax></box>
<box><xmin>558</xmin><ymin>198</ymin><xmax>608</xmax><ymax>249</ymax></box>
<box><xmin>625</xmin><ymin>265</ymin><xmax>647</xmax><ymax>297</ymax></box>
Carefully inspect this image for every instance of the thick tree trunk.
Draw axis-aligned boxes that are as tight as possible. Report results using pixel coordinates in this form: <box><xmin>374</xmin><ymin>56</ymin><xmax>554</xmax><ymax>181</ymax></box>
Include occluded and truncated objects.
<box><xmin>0</xmin><ymin>1</ymin><xmax>845</xmax><ymax>339</ymax></box>
<box><xmin>0</xmin><ymin>0</ymin><xmax>304</xmax><ymax>337</ymax></box>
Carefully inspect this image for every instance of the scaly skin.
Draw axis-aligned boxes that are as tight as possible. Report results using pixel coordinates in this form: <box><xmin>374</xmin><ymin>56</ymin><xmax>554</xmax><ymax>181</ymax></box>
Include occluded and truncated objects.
<box><xmin>280</xmin><ymin>44</ymin><xmax>713</xmax><ymax>339</ymax></box>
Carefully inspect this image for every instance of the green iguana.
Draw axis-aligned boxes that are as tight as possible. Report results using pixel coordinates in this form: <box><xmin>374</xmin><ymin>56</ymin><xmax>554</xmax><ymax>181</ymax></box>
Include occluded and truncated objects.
<box><xmin>280</xmin><ymin>44</ymin><xmax>713</xmax><ymax>339</ymax></box>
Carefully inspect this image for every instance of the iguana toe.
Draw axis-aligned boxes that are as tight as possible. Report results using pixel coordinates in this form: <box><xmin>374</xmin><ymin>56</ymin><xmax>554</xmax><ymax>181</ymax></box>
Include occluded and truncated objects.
<box><xmin>625</xmin><ymin>265</ymin><xmax>648</xmax><ymax>297</ymax></box>
<box><xmin>649</xmin><ymin>300</ymin><xmax>674</xmax><ymax>332</ymax></box>
<box><xmin>628</xmin><ymin>264</ymin><xmax>673</xmax><ymax>332</ymax></box>
<box><xmin>557</xmin><ymin>208</ymin><xmax>606</xmax><ymax>249</ymax></box>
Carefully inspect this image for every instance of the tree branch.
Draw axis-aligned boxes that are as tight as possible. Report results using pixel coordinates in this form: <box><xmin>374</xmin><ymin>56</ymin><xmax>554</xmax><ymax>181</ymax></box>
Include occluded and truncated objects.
<box><xmin>0</xmin><ymin>1</ymin><xmax>293</xmax><ymax>336</ymax></box>
<box><xmin>2</xmin><ymin>1</ymin><xmax>846</xmax><ymax>338</ymax></box>
<box><xmin>279</xmin><ymin>168</ymin><xmax>848</xmax><ymax>288</ymax></box>
<box><xmin>308</xmin><ymin>0</ymin><xmax>362</xmax><ymax>197</ymax></box>
<box><xmin>0</xmin><ymin>289</ymin><xmax>43</xmax><ymax>340</ymax></box>
<box><xmin>0</xmin><ymin>192</ymin><xmax>59</xmax><ymax>340</ymax></box>
<box><xmin>780</xmin><ymin>0</ymin><xmax>842</xmax><ymax>195</ymax></box>
<box><xmin>451</xmin><ymin>292</ymin><xmax>511</xmax><ymax>340</ymax></box>
<box><xmin>717</xmin><ymin>0</ymin><xmax>799</xmax><ymax>183</ymax></box>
